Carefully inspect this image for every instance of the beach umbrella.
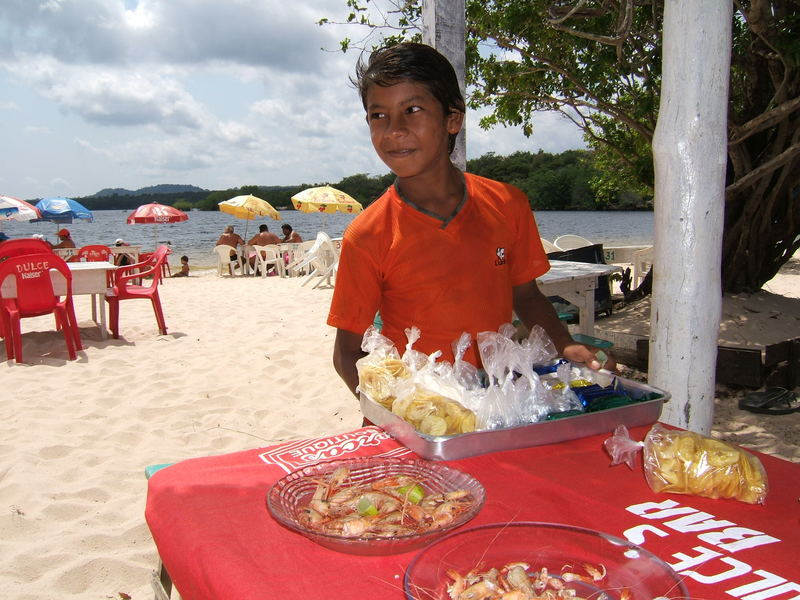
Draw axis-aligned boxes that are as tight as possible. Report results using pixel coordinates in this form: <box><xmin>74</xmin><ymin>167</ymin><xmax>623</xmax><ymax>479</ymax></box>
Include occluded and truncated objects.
<box><xmin>218</xmin><ymin>194</ymin><xmax>280</xmax><ymax>238</ymax></box>
<box><xmin>126</xmin><ymin>202</ymin><xmax>188</xmax><ymax>249</ymax></box>
<box><xmin>35</xmin><ymin>197</ymin><xmax>93</xmax><ymax>225</ymax></box>
<box><xmin>290</xmin><ymin>186</ymin><xmax>363</xmax><ymax>215</ymax></box>
<box><xmin>0</xmin><ymin>203</ymin><xmax>19</xmax><ymax>218</ymax></box>
<box><xmin>0</xmin><ymin>195</ymin><xmax>41</xmax><ymax>223</ymax></box>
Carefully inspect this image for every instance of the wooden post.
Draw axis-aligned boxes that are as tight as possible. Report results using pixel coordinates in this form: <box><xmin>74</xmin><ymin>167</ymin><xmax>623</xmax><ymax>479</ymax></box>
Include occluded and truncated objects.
<box><xmin>422</xmin><ymin>0</ymin><xmax>466</xmax><ymax>171</ymax></box>
<box><xmin>650</xmin><ymin>1</ymin><xmax>732</xmax><ymax>433</ymax></box>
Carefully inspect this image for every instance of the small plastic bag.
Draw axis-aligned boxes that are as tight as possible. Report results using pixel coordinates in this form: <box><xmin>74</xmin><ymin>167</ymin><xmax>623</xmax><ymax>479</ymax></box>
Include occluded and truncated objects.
<box><xmin>604</xmin><ymin>424</ymin><xmax>769</xmax><ymax>505</ymax></box>
<box><xmin>452</xmin><ymin>332</ymin><xmax>481</xmax><ymax>391</ymax></box>
<box><xmin>643</xmin><ymin>424</ymin><xmax>768</xmax><ymax>505</ymax></box>
<box><xmin>402</xmin><ymin>326</ymin><xmax>429</xmax><ymax>374</ymax></box>
<box><xmin>355</xmin><ymin>326</ymin><xmax>410</xmax><ymax>408</ymax></box>
<box><xmin>524</xmin><ymin>325</ymin><xmax>558</xmax><ymax>366</ymax></box>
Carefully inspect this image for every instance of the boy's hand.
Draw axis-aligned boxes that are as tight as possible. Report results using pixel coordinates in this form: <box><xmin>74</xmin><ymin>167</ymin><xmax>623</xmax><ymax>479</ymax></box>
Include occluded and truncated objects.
<box><xmin>562</xmin><ymin>342</ymin><xmax>616</xmax><ymax>371</ymax></box>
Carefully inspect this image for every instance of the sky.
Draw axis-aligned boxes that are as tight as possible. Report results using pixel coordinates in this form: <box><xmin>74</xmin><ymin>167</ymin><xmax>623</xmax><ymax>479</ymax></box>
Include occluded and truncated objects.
<box><xmin>0</xmin><ymin>0</ymin><xmax>585</xmax><ymax>200</ymax></box>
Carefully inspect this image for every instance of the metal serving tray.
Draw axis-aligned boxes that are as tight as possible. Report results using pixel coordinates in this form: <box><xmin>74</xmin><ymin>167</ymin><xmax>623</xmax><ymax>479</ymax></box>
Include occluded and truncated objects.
<box><xmin>360</xmin><ymin>377</ymin><xmax>669</xmax><ymax>461</ymax></box>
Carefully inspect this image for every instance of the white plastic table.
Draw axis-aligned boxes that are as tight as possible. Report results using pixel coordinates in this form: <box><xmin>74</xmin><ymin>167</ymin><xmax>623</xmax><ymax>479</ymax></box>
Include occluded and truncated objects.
<box><xmin>1</xmin><ymin>261</ymin><xmax>116</xmax><ymax>339</ymax></box>
<box><xmin>537</xmin><ymin>259</ymin><xmax>621</xmax><ymax>336</ymax></box>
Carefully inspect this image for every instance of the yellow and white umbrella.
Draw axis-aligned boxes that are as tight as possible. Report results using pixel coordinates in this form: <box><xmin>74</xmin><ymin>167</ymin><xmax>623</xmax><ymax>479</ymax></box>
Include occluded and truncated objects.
<box><xmin>218</xmin><ymin>194</ymin><xmax>280</xmax><ymax>238</ymax></box>
<box><xmin>290</xmin><ymin>186</ymin><xmax>363</xmax><ymax>215</ymax></box>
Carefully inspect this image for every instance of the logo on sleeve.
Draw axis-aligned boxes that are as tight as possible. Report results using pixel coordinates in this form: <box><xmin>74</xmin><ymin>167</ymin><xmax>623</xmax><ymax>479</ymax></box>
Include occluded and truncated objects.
<box><xmin>495</xmin><ymin>247</ymin><xmax>506</xmax><ymax>266</ymax></box>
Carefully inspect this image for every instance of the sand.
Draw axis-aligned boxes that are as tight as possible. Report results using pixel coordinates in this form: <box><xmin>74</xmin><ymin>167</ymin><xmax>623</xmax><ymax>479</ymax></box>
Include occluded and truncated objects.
<box><xmin>1</xmin><ymin>257</ymin><xmax>798</xmax><ymax>599</ymax></box>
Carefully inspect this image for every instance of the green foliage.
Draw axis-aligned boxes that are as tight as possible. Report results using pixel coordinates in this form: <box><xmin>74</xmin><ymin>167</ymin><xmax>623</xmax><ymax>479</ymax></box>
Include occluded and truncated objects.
<box><xmin>466</xmin><ymin>149</ymin><xmax>642</xmax><ymax>210</ymax></box>
<box><xmin>172</xmin><ymin>200</ymin><xmax>194</xmax><ymax>211</ymax></box>
<box><xmin>71</xmin><ymin>151</ymin><xmax>651</xmax><ymax>215</ymax></box>
<box><xmin>320</xmin><ymin>0</ymin><xmax>800</xmax><ymax>292</ymax></box>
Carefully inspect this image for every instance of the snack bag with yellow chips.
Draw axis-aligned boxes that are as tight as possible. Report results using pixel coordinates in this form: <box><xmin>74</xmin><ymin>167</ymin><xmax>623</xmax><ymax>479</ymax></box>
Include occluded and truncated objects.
<box><xmin>355</xmin><ymin>326</ymin><xmax>410</xmax><ymax>409</ymax></box>
<box><xmin>643</xmin><ymin>424</ymin><xmax>768</xmax><ymax>504</ymax></box>
<box><xmin>391</xmin><ymin>384</ymin><xmax>477</xmax><ymax>436</ymax></box>
<box><xmin>605</xmin><ymin>424</ymin><xmax>768</xmax><ymax>505</ymax></box>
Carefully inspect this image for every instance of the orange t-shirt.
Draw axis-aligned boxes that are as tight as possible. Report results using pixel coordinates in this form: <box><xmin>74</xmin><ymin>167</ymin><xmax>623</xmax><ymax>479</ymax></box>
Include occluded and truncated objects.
<box><xmin>327</xmin><ymin>173</ymin><xmax>550</xmax><ymax>365</ymax></box>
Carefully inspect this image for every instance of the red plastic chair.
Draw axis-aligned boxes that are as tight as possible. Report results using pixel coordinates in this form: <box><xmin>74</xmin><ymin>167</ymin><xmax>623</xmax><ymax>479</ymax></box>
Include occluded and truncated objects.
<box><xmin>0</xmin><ymin>238</ymin><xmax>54</xmax><ymax>259</ymax></box>
<box><xmin>0</xmin><ymin>253</ymin><xmax>81</xmax><ymax>363</ymax></box>
<box><xmin>75</xmin><ymin>244</ymin><xmax>113</xmax><ymax>262</ymax></box>
<box><xmin>0</xmin><ymin>239</ymin><xmax>55</xmax><ymax>345</ymax></box>
<box><xmin>105</xmin><ymin>245</ymin><xmax>170</xmax><ymax>338</ymax></box>
<box><xmin>139</xmin><ymin>246</ymin><xmax>172</xmax><ymax>278</ymax></box>
<box><xmin>75</xmin><ymin>245</ymin><xmax>114</xmax><ymax>285</ymax></box>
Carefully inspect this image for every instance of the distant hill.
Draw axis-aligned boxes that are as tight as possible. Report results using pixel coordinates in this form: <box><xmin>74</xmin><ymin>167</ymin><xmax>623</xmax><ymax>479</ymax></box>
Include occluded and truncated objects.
<box><xmin>93</xmin><ymin>184</ymin><xmax>208</xmax><ymax>197</ymax></box>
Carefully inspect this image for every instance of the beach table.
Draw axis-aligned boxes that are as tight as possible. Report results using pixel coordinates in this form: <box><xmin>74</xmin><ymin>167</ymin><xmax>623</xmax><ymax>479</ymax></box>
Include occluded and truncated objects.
<box><xmin>538</xmin><ymin>259</ymin><xmax>621</xmax><ymax>336</ymax></box>
<box><xmin>1</xmin><ymin>261</ymin><xmax>116</xmax><ymax>339</ymax></box>
<box><xmin>146</xmin><ymin>424</ymin><xmax>800</xmax><ymax>600</ymax></box>
<box><xmin>52</xmin><ymin>245</ymin><xmax>142</xmax><ymax>265</ymax></box>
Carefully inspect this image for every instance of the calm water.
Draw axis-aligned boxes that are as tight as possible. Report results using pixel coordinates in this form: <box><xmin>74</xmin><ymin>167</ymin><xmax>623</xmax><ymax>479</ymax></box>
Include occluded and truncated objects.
<box><xmin>1</xmin><ymin>209</ymin><xmax>653</xmax><ymax>268</ymax></box>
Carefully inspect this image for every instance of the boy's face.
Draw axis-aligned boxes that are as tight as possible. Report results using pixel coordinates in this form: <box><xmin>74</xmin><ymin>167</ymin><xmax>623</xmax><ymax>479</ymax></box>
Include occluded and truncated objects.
<box><xmin>365</xmin><ymin>80</ymin><xmax>462</xmax><ymax>179</ymax></box>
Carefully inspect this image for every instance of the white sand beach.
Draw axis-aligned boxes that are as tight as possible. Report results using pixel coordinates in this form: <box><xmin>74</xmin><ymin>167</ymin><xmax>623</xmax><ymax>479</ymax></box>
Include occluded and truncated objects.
<box><xmin>1</xmin><ymin>257</ymin><xmax>798</xmax><ymax>599</ymax></box>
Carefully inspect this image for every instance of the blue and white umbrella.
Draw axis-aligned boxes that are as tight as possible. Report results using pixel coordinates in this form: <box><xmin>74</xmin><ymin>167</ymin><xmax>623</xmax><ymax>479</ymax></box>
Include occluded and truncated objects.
<box><xmin>34</xmin><ymin>197</ymin><xmax>93</xmax><ymax>224</ymax></box>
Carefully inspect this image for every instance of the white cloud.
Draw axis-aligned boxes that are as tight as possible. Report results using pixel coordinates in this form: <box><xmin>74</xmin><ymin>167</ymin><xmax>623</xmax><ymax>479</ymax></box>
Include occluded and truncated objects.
<box><xmin>0</xmin><ymin>0</ymin><xmax>584</xmax><ymax>199</ymax></box>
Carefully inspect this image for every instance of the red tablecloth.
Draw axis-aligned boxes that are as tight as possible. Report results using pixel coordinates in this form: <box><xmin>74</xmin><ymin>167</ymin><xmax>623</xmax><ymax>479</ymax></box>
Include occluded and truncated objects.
<box><xmin>145</xmin><ymin>426</ymin><xmax>800</xmax><ymax>600</ymax></box>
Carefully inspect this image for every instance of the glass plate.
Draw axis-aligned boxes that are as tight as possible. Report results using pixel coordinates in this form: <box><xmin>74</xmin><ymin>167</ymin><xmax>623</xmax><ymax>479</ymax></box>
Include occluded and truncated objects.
<box><xmin>404</xmin><ymin>521</ymin><xmax>688</xmax><ymax>599</ymax></box>
<box><xmin>266</xmin><ymin>456</ymin><xmax>485</xmax><ymax>556</ymax></box>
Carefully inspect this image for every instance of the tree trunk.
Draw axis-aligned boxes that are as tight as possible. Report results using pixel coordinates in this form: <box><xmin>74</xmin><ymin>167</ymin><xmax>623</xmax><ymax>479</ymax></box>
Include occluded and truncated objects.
<box><xmin>650</xmin><ymin>0</ymin><xmax>732</xmax><ymax>434</ymax></box>
<box><xmin>422</xmin><ymin>0</ymin><xmax>467</xmax><ymax>171</ymax></box>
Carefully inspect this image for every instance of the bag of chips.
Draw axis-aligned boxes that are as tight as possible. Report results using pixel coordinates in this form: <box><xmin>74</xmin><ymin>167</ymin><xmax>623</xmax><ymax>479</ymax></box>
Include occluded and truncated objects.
<box><xmin>605</xmin><ymin>424</ymin><xmax>769</xmax><ymax>505</ymax></box>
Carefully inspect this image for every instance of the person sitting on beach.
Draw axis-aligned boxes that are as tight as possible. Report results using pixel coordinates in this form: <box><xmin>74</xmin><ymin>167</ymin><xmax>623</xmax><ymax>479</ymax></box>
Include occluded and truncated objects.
<box><xmin>114</xmin><ymin>238</ymin><xmax>134</xmax><ymax>266</ymax></box>
<box><xmin>248</xmin><ymin>224</ymin><xmax>281</xmax><ymax>247</ymax></box>
<box><xmin>328</xmin><ymin>42</ymin><xmax>613</xmax><ymax>399</ymax></box>
<box><xmin>281</xmin><ymin>224</ymin><xmax>302</xmax><ymax>244</ymax></box>
<box><xmin>171</xmin><ymin>255</ymin><xmax>190</xmax><ymax>277</ymax></box>
<box><xmin>247</xmin><ymin>224</ymin><xmax>282</xmax><ymax>274</ymax></box>
<box><xmin>216</xmin><ymin>225</ymin><xmax>245</xmax><ymax>259</ymax></box>
<box><xmin>51</xmin><ymin>228</ymin><xmax>76</xmax><ymax>249</ymax></box>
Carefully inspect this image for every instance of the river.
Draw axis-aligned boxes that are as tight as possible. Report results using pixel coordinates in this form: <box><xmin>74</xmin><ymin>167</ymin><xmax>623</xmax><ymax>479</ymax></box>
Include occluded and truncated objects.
<box><xmin>2</xmin><ymin>209</ymin><xmax>653</xmax><ymax>267</ymax></box>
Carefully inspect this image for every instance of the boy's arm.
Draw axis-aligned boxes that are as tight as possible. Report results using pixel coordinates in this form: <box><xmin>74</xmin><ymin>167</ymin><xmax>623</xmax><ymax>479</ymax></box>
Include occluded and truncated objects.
<box><xmin>512</xmin><ymin>280</ymin><xmax>610</xmax><ymax>370</ymax></box>
<box><xmin>332</xmin><ymin>329</ymin><xmax>366</xmax><ymax>397</ymax></box>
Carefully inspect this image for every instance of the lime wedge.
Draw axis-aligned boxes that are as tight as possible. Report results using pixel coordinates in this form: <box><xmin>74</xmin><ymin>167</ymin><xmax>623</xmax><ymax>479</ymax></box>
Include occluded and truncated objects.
<box><xmin>397</xmin><ymin>483</ymin><xmax>425</xmax><ymax>504</ymax></box>
<box><xmin>357</xmin><ymin>496</ymin><xmax>378</xmax><ymax>516</ymax></box>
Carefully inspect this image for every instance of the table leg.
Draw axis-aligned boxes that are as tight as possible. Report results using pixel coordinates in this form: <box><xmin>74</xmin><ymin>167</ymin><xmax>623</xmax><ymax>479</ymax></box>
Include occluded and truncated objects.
<box><xmin>90</xmin><ymin>293</ymin><xmax>98</xmax><ymax>324</ymax></box>
<box><xmin>552</xmin><ymin>288</ymin><xmax>596</xmax><ymax>336</ymax></box>
<box><xmin>576</xmin><ymin>293</ymin><xmax>595</xmax><ymax>335</ymax></box>
<box><xmin>97</xmin><ymin>294</ymin><xmax>108</xmax><ymax>340</ymax></box>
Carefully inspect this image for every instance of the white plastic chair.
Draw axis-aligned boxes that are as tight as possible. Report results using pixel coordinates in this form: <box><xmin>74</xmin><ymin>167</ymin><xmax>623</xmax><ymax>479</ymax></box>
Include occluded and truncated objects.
<box><xmin>297</xmin><ymin>232</ymin><xmax>339</xmax><ymax>289</ymax></box>
<box><xmin>251</xmin><ymin>245</ymin><xmax>285</xmax><ymax>278</ymax></box>
<box><xmin>285</xmin><ymin>240</ymin><xmax>317</xmax><ymax>277</ymax></box>
<box><xmin>632</xmin><ymin>246</ymin><xmax>654</xmax><ymax>286</ymax></box>
<box><xmin>212</xmin><ymin>245</ymin><xmax>245</xmax><ymax>277</ymax></box>
<box><xmin>554</xmin><ymin>234</ymin><xmax>594</xmax><ymax>251</ymax></box>
<box><xmin>540</xmin><ymin>238</ymin><xmax>559</xmax><ymax>253</ymax></box>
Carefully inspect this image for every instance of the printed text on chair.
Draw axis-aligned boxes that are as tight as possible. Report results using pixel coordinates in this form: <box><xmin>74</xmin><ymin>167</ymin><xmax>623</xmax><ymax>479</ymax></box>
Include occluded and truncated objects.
<box><xmin>0</xmin><ymin>253</ymin><xmax>81</xmax><ymax>363</ymax></box>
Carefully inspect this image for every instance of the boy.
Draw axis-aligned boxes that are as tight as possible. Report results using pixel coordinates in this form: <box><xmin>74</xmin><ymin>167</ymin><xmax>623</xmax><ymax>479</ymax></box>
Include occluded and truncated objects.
<box><xmin>328</xmin><ymin>43</ymin><xmax>610</xmax><ymax>396</ymax></box>
<box><xmin>171</xmin><ymin>255</ymin><xmax>190</xmax><ymax>277</ymax></box>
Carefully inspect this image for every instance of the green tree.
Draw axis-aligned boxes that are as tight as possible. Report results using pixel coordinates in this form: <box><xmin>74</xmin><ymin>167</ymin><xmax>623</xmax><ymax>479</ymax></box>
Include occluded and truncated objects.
<box><xmin>322</xmin><ymin>0</ymin><xmax>800</xmax><ymax>293</ymax></box>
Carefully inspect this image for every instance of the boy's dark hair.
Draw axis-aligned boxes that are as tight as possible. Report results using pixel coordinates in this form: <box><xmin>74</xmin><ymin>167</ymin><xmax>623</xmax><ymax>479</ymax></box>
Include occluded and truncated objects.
<box><xmin>282</xmin><ymin>224</ymin><xmax>292</xmax><ymax>231</ymax></box>
<box><xmin>181</xmin><ymin>255</ymin><xmax>188</xmax><ymax>262</ymax></box>
<box><xmin>353</xmin><ymin>42</ymin><xmax>465</xmax><ymax>154</ymax></box>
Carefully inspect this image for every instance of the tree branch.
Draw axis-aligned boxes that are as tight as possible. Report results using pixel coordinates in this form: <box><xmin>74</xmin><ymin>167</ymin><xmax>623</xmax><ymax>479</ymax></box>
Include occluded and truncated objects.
<box><xmin>730</xmin><ymin>96</ymin><xmax>800</xmax><ymax>144</ymax></box>
<box><xmin>726</xmin><ymin>140</ymin><xmax>800</xmax><ymax>196</ymax></box>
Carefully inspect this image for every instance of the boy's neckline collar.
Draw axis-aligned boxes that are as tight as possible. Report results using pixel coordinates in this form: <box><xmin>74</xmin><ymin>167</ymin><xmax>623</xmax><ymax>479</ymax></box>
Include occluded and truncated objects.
<box><xmin>393</xmin><ymin>171</ymin><xmax>467</xmax><ymax>229</ymax></box>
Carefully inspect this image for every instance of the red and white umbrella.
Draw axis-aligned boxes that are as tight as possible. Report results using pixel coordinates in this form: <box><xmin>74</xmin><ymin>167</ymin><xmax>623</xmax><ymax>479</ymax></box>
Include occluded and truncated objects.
<box><xmin>0</xmin><ymin>195</ymin><xmax>41</xmax><ymax>222</ymax></box>
<box><xmin>126</xmin><ymin>202</ymin><xmax>189</xmax><ymax>224</ymax></box>
<box><xmin>126</xmin><ymin>202</ymin><xmax>188</xmax><ymax>249</ymax></box>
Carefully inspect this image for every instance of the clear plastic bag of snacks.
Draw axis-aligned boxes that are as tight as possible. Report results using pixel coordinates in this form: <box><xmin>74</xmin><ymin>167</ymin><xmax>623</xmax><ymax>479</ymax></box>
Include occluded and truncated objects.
<box><xmin>605</xmin><ymin>424</ymin><xmax>768</xmax><ymax>505</ymax></box>
<box><xmin>355</xmin><ymin>326</ymin><xmax>409</xmax><ymax>409</ymax></box>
